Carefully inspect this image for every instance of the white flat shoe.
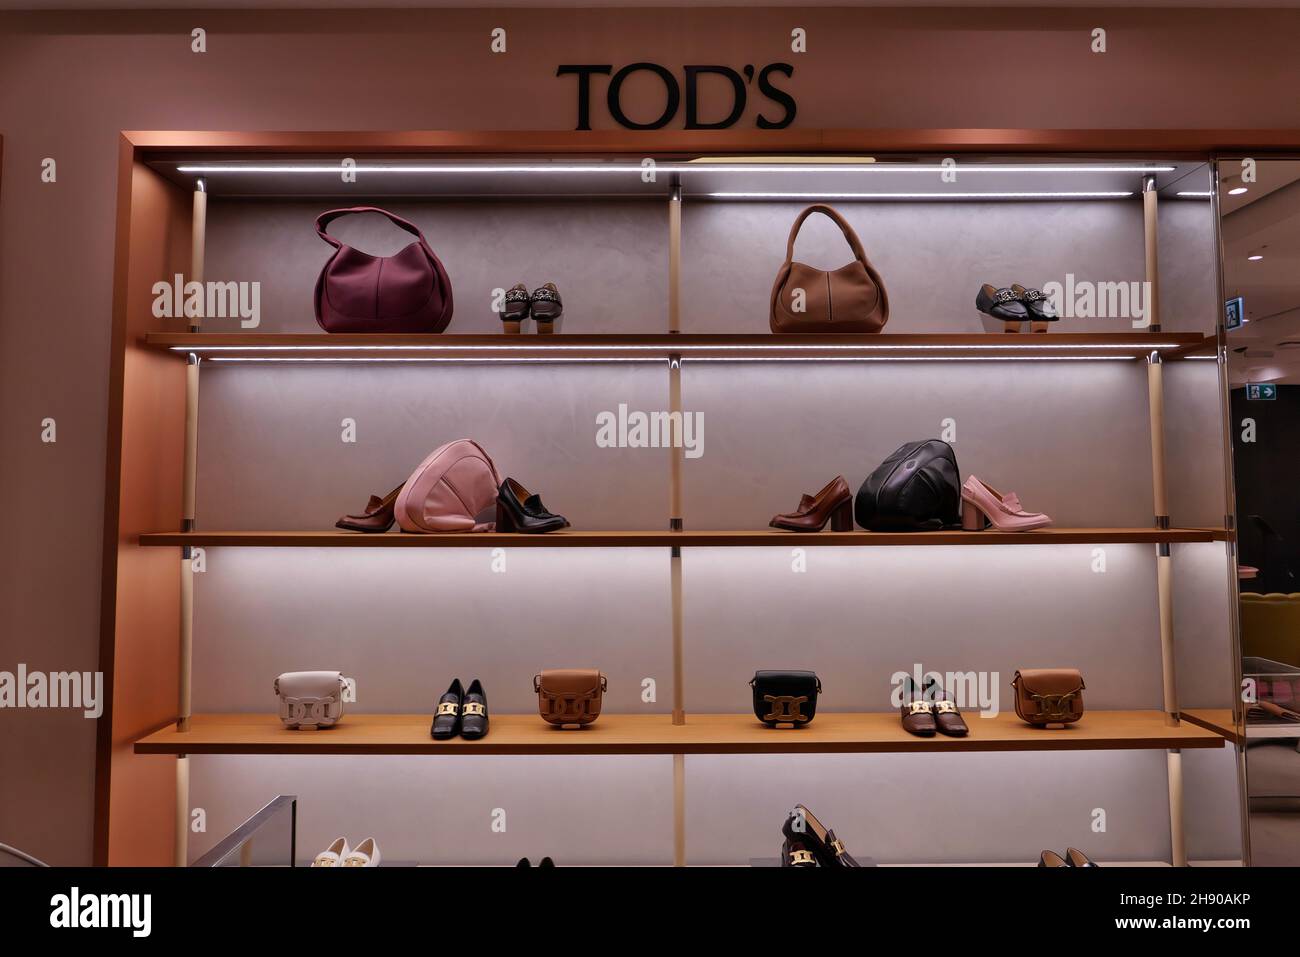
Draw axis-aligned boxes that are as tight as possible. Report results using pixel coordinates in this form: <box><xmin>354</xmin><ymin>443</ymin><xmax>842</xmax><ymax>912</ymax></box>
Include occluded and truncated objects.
<box><xmin>311</xmin><ymin>837</ymin><xmax>350</xmax><ymax>867</ymax></box>
<box><xmin>342</xmin><ymin>837</ymin><xmax>381</xmax><ymax>867</ymax></box>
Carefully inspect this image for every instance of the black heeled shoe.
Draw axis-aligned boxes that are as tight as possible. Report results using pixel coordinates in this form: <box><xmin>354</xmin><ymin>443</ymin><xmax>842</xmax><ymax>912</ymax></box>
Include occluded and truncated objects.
<box><xmin>781</xmin><ymin>838</ymin><xmax>818</xmax><ymax>867</ymax></box>
<box><xmin>781</xmin><ymin>805</ymin><xmax>860</xmax><ymax>868</ymax></box>
<box><xmin>1065</xmin><ymin>847</ymin><xmax>1098</xmax><ymax>867</ymax></box>
<box><xmin>1011</xmin><ymin>284</ymin><xmax>1059</xmax><ymax>333</ymax></box>
<box><xmin>430</xmin><ymin>678</ymin><xmax>463</xmax><ymax>740</ymax></box>
<box><xmin>496</xmin><ymin>478</ymin><xmax>569</xmax><ymax>533</ymax></box>
<box><xmin>1038</xmin><ymin>850</ymin><xmax>1069</xmax><ymax>867</ymax></box>
<box><xmin>976</xmin><ymin>283</ymin><xmax>1030</xmax><ymax>333</ymax></box>
<box><xmin>461</xmin><ymin>679</ymin><xmax>489</xmax><ymax>740</ymax></box>
<box><xmin>501</xmin><ymin>282</ymin><xmax>530</xmax><ymax>334</ymax></box>
<box><xmin>530</xmin><ymin>283</ymin><xmax>563</xmax><ymax>334</ymax></box>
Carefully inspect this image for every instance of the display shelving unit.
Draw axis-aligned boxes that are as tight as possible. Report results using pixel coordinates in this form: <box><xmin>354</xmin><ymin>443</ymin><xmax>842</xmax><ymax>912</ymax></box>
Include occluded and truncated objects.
<box><xmin>97</xmin><ymin>129</ymin><xmax>1256</xmax><ymax>868</ymax></box>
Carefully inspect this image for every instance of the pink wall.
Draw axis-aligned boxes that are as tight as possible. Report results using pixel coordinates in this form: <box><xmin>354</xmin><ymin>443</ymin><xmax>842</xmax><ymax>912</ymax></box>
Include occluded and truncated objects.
<box><xmin>1</xmin><ymin>7</ymin><xmax>1297</xmax><ymax>865</ymax></box>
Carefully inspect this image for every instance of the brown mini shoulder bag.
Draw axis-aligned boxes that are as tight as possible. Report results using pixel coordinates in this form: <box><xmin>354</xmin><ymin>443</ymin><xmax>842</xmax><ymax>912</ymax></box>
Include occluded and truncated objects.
<box><xmin>534</xmin><ymin>669</ymin><xmax>607</xmax><ymax>729</ymax></box>
<box><xmin>1012</xmin><ymin>669</ymin><xmax>1086</xmax><ymax>726</ymax></box>
<box><xmin>770</xmin><ymin>204</ymin><xmax>889</xmax><ymax>334</ymax></box>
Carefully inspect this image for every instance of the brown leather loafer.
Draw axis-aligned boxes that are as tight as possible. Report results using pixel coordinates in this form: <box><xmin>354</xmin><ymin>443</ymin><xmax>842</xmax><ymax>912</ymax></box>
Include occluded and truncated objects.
<box><xmin>336</xmin><ymin>483</ymin><xmax>402</xmax><ymax>533</ymax></box>
<box><xmin>770</xmin><ymin>476</ymin><xmax>853</xmax><ymax>532</ymax></box>
<box><xmin>902</xmin><ymin>698</ymin><xmax>937</xmax><ymax>736</ymax></box>
<box><xmin>923</xmin><ymin>678</ymin><xmax>969</xmax><ymax>736</ymax></box>
<box><xmin>932</xmin><ymin>697</ymin><xmax>968</xmax><ymax>736</ymax></box>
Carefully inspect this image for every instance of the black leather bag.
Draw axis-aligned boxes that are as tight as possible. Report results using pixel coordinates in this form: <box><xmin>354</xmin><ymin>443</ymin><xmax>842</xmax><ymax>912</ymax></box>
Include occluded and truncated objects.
<box><xmin>750</xmin><ymin>671</ymin><xmax>821</xmax><ymax>727</ymax></box>
<box><xmin>854</xmin><ymin>439</ymin><xmax>961</xmax><ymax>532</ymax></box>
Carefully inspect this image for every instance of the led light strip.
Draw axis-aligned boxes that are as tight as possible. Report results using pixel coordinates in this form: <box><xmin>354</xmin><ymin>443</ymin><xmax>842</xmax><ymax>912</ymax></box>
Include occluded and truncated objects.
<box><xmin>175</xmin><ymin>163</ymin><xmax>1176</xmax><ymax>175</ymax></box>
<box><xmin>705</xmin><ymin>191</ymin><xmax>1135</xmax><ymax>200</ymax></box>
<box><xmin>202</xmin><ymin>355</ymin><xmax>1146</xmax><ymax>364</ymax></box>
<box><xmin>173</xmin><ymin>342</ymin><xmax>1184</xmax><ymax>353</ymax></box>
<box><xmin>1176</xmin><ymin>191</ymin><xmax>1214</xmax><ymax>198</ymax></box>
<box><xmin>205</xmin><ymin>356</ymin><xmax>662</xmax><ymax>364</ymax></box>
<box><xmin>684</xmin><ymin>355</ymin><xmax>1142</xmax><ymax>362</ymax></box>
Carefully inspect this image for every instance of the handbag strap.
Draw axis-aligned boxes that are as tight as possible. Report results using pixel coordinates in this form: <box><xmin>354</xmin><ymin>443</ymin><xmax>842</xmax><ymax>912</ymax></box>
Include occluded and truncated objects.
<box><xmin>463</xmin><ymin>438</ymin><xmax>502</xmax><ymax>487</ymax></box>
<box><xmin>783</xmin><ymin>203</ymin><xmax>869</xmax><ymax>267</ymax></box>
<box><xmin>315</xmin><ymin>206</ymin><xmax>433</xmax><ymax>254</ymax></box>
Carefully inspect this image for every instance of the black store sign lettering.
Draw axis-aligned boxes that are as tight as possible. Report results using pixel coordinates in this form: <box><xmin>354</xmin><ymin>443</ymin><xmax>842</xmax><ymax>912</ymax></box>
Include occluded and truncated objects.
<box><xmin>557</xmin><ymin>62</ymin><xmax>797</xmax><ymax>131</ymax></box>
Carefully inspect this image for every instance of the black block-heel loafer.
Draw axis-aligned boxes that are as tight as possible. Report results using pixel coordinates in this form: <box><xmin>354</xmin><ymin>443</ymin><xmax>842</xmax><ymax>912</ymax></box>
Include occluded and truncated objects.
<box><xmin>781</xmin><ymin>838</ymin><xmax>818</xmax><ymax>867</ymax></box>
<box><xmin>976</xmin><ymin>283</ymin><xmax>1030</xmax><ymax>333</ymax></box>
<box><xmin>501</xmin><ymin>282</ymin><xmax>530</xmax><ymax>334</ymax></box>
<box><xmin>782</xmin><ymin>805</ymin><xmax>860</xmax><ymax>868</ymax></box>
<box><xmin>1065</xmin><ymin>847</ymin><xmax>1098</xmax><ymax>867</ymax></box>
<box><xmin>530</xmin><ymin>282</ymin><xmax>563</xmax><ymax>334</ymax></box>
<box><xmin>461</xmin><ymin>678</ymin><xmax>489</xmax><ymax>740</ymax></box>
<box><xmin>430</xmin><ymin>678</ymin><xmax>463</xmax><ymax>739</ymax></box>
<box><xmin>1011</xmin><ymin>283</ymin><xmax>1059</xmax><ymax>332</ymax></box>
<box><xmin>496</xmin><ymin>477</ymin><xmax>569</xmax><ymax>533</ymax></box>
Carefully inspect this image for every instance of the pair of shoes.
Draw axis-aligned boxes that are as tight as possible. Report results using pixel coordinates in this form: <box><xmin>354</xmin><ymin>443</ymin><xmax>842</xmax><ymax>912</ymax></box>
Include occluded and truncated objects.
<box><xmin>312</xmin><ymin>837</ymin><xmax>381</xmax><ymax>867</ymax></box>
<box><xmin>899</xmin><ymin>675</ymin><xmax>968</xmax><ymax>737</ymax></box>
<box><xmin>516</xmin><ymin>856</ymin><xmax>556</xmax><ymax>867</ymax></box>
<box><xmin>976</xmin><ymin>283</ymin><xmax>1058</xmax><ymax>333</ymax></box>
<box><xmin>431</xmin><ymin>679</ymin><xmax>489</xmax><ymax>740</ymax></box>
<box><xmin>961</xmin><ymin>476</ymin><xmax>1052</xmax><ymax>531</ymax></box>
<box><xmin>496</xmin><ymin>478</ymin><xmax>569</xmax><ymax>533</ymax></box>
<box><xmin>336</xmin><ymin>483</ymin><xmax>403</xmax><ymax>533</ymax></box>
<box><xmin>780</xmin><ymin>805</ymin><xmax>860</xmax><ymax>868</ymax></box>
<box><xmin>1039</xmin><ymin>848</ymin><xmax>1098</xmax><ymax>867</ymax></box>
<box><xmin>502</xmin><ymin>282</ymin><xmax>563</xmax><ymax>334</ymax></box>
<box><xmin>769</xmin><ymin>476</ymin><xmax>854</xmax><ymax>532</ymax></box>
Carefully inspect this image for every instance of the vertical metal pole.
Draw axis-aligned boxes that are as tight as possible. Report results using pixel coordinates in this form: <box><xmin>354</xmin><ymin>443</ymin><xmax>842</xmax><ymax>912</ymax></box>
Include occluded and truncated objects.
<box><xmin>669</xmin><ymin>355</ymin><xmax>685</xmax><ymax>727</ymax></box>
<box><xmin>673</xmin><ymin>753</ymin><xmax>686</xmax><ymax>867</ymax></box>
<box><xmin>1143</xmin><ymin>174</ymin><xmax>1162</xmax><ymax>333</ymax></box>
<box><xmin>175</xmin><ymin>757</ymin><xmax>190</xmax><ymax>867</ymax></box>
<box><xmin>667</xmin><ymin>177</ymin><xmax>686</xmax><ymax>867</ymax></box>
<box><xmin>176</xmin><ymin>180</ymin><xmax>206</xmax><ymax>867</ymax></box>
<box><xmin>668</xmin><ymin>177</ymin><xmax>681</xmax><ymax>335</ymax></box>
<box><xmin>1145</xmin><ymin>172</ymin><xmax>1185</xmax><ymax>863</ymax></box>
<box><xmin>1168</xmin><ymin>749</ymin><xmax>1187</xmax><ymax>867</ymax></box>
<box><xmin>667</xmin><ymin>178</ymin><xmax>686</xmax><ymax>728</ymax></box>
<box><xmin>1148</xmin><ymin>353</ymin><xmax>1178</xmax><ymax>720</ymax></box>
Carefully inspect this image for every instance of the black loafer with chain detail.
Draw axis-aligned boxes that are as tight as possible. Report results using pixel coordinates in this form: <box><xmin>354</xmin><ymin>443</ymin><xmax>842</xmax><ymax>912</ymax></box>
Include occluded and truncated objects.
<box><xmin>529</xmin><ymin>282</ymin><xmax>563</xmax><ymax>333</ymax></box>
<box><xmin>430</xmin><ymin>678</ymin><xmax>463</xmax><ymax>739</ymax></box>
<box><xmin>976</xmin><ymin>283</ymin><xmax>1030</xmax><ymax>332</ymax></box>
<box><xmin>781</xmin><ymin>838</ymin><xmax>819</xmax><ymax>867</ymax></box>
<box><xmin>782</xmin><ymin>804</ymin><xmax>861</xmax><ymax>868</ymax></box>
<box><xmin>460</xmin><ymin>678</ymin><xmax>489</xmax><ymax>740</ymax></box>
<box><xmin>501</xmin><ymin>282</ymin><xmax>530</xmax><ymax>333</ymax></box>
<box><xmin>1011</xmin><ymin>283</ymin><xmax>1059</xmax><ymax>332</ymax></box>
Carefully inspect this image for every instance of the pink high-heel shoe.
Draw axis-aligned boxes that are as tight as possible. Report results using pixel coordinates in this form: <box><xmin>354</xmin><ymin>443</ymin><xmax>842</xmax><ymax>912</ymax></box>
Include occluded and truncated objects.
<box><xmin>961</xmin><ymin>476</ymin><xmax>1053</xmax><ymax>531</ymax></box>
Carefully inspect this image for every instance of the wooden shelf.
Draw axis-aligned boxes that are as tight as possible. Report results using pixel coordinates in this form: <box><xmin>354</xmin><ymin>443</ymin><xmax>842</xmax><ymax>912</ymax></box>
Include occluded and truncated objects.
<box><xmin>144</xmin><ymin>332</ymin><xmax>1212</xmax><ymax>362</ymax></box>
<box><xmin>1181</xmin><ymin>708</ymin><xmax>1243</xmax><ymax>745</ymax></box>
<box><xmin>139</xmin><ymin>527</ymin><xmax>1228</xmax><ymax>548</ymax></box>
<box><xmin>1181</xmin><ymin>706</ymin><xmax>1300</xmax><ymax>743</ymax></box>
<box><xmin>135</xmin><ymin>711</ymin><xmax>1225</xmax><ymax>756</ymax></box>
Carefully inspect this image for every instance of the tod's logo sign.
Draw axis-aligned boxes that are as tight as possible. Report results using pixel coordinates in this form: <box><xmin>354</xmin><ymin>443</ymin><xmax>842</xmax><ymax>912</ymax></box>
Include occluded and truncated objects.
<box><xmin>557</xmin><ymin>62</ymin><xmax>796</xmax><ymax>131</ymax></box>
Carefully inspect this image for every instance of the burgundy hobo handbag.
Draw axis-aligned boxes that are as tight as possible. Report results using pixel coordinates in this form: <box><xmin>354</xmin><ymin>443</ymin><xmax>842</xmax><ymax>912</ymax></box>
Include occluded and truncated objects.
<box><xmin>313</xmin><ymin>206</ymin><xmax>453</xmax><ymax>333</ymax></box>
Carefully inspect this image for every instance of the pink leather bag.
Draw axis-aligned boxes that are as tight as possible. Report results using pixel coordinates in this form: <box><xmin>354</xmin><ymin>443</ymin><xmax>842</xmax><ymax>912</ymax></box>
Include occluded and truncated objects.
<box><xmin>395</xmin><ymin>439</ymin><xmax>502</xmax><ymax>533</ymax></box>
<box><xmin>314</xmin><ymin>206</ymin><xmax>453</xmax><ymax>334</ymax></box>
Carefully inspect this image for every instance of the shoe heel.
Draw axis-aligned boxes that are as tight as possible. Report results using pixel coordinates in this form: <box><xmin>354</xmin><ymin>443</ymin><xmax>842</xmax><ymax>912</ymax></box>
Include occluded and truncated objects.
<box><xmin>535</xmin><ymin>319</ymin><xmax>556</xmax><ymax>336</ymax></box>
<box><xmin>830</xmin><ymin>499</ymin><xmax>854</xmax><ymax>532</ymax></box>
<box><xmin>961</xmin><ymin>499</ymin><xmax>986</xmax><ymax>531</ymax></box>
<box><xmin>495</xmin><ymin>501</ymin><xmax>517</xmax><ymax>532</ymax></box>
<box><xmin>1030</xmin><ymin>320</ymin><xmax>1049</xmax><ymax>334</ymax></box>
<box><xmin>502</xmin><ymin>319</ymin><xmax>522</xmax><ymax>335</ymax></box>
<box><xmin>1002</xmin><ymin>320</ymin><xmax>1022</xmax><ymax>334</ymax></box>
